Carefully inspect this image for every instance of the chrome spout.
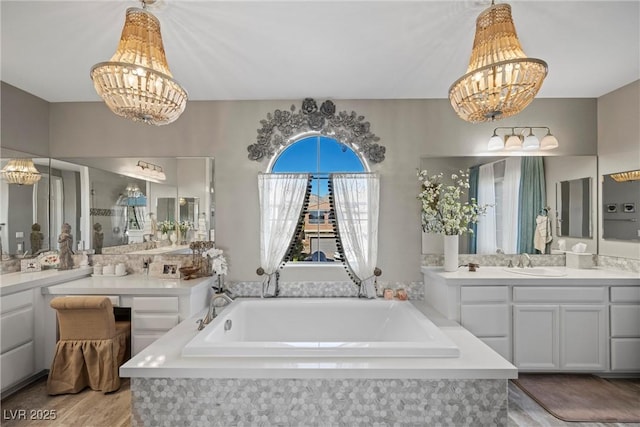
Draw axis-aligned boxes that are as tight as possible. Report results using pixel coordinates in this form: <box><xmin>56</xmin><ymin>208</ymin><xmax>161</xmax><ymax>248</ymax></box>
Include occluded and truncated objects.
<box><xmin>197</xmin><ymin>290</ymin><xmax>235</xmax><ymax>331</ymax></box>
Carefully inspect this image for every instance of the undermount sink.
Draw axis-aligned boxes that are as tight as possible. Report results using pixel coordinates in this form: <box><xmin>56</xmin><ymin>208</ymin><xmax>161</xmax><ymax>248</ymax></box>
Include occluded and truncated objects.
<box><xmin>503</xmin><ymin>267</ymin><xmax>568</xmax><ymax>277</ymax></box>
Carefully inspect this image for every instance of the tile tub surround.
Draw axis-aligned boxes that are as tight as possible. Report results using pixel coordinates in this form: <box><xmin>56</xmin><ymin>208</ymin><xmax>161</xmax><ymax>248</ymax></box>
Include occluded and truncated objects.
<box><xmin>228</xmin><ymin>280</ymin><xmax>424</xmax><ymax>299</ymax></box>
<box><xmin>131</xmin><ymin>377</ymin><xmax>507</xmax><ymax>427</ymax></box>
<box><xmin>597</xmin><ymin>255</ymin><xmax>640</xmax><ymax>273</ymax></box>
<box><xmin>121</xmin><ymin>301</ymin><xmax>515</xmax><ymax>426</ymax></box>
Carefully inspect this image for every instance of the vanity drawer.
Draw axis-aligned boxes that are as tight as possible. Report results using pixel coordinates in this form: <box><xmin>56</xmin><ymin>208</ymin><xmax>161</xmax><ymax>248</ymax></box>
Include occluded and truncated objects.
<box><xmin>461</xmin><ymin>304</ymin><xmax>509</xmax><ymax>336</ymax></box>
<box><xmin>611</xmin><ymin>338</ymin><xmax>640</xmax><ymax>371</ymax></box>
<box><xmin>0</xmin><ymin>342</ymin><xmax>35</xmax><ymax>391</ymax></box>
<box><xmin>513</xmin><ymin>287</ymin><xmax>606</xmax><ymax>303</ymax></box>
<box><xmin>132</xmin><ymin>297</ymin><xmax>179</xmax><ymax>313</ymax></box>
<box><xmin>1</xmin><ymin>290</ymin><xmax>33</xmax><ymax>313</ymax></box>
<box><xmin>0</xmin><ymin>306</ymin><xmax>34</xmax><ymax>353</ymax></box>
<box><xmin>134</xmin><ymin>313</ymin><xmax>179</xmax><ymax>331</ymax></box>
<box><xmin>611</xmin><ymin>287</ymin><xmax>640</xmax><ymax>303</ymax></box>
<box><xmin>132</xmin><ymin>333</ymin><xmax>167</xmax><ymax>355</ymax></box>
<box><xmin>611</xmin><ymin>305</ymin><xmax>640</xmax><ymax>337</ymax></box>
<box><xmin>461</xmin><ymin>286</ymin><xmax>509</xmax><ymax>303</ymax></box>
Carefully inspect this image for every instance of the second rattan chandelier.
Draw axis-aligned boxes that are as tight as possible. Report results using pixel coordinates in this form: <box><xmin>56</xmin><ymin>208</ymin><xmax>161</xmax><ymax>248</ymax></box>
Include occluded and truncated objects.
<box><xmin>90</xmin><ymin>0</ymin><xmax>187</xmax><ymax>126</ymax></box>
<box><xmin>449</xmin><ymin>1</ymin><xmax>548</xmax><ymax>123</ymax></box>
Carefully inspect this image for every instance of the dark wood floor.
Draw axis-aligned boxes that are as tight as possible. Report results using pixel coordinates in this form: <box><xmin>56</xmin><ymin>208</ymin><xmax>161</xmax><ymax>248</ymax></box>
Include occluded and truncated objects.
<box><xmin>1</xmin><ymin>377</ymin><xmax>637</xmax><ymax>426</ymax></box>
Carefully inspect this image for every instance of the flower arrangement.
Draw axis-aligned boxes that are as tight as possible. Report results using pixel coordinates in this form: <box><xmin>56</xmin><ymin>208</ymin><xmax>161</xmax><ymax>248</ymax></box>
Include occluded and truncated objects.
<box><xmin>203</xmin><ymin>247</ymin><xmax>228</xmax><ymax>275</ymax></box>
<box><xmin>177</xmin><ymin>221</ymin><xmax>191</xmax><ymax>235</ymax></box>
<box><xmin>417</xmin><ymin>169</ymin><xmax>488</xmax><ymax>236</ymax></box>
<box><xmin>159</xmin><ymin>220</ymin><xmax>175</xmax><ymax>234</ymax></box>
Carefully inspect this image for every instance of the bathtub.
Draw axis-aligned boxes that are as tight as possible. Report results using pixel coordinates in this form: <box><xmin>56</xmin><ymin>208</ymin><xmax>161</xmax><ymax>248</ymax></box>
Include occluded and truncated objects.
<box><xmin>182</xmin><ymin>298</ymin><xmax>460</xmax><ymax>358</ymax></box>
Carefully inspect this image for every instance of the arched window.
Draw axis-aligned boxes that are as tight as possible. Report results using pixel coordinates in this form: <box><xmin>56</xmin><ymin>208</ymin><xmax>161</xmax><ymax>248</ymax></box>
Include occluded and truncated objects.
<box><xmin>271</xmin><ymin>135</ymin><xmax>366</xmax><ymax>263</ymax></box>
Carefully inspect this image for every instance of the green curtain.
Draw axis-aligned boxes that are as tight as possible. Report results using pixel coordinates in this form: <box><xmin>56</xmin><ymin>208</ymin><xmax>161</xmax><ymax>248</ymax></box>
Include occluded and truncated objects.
<box><xmin>468</xmin><ymin>165</ymin><xmax>479</xmax><ymax>254</ymax></box>
<box><xmin>518</xmin><ymin>157</ymin><xmax>546</xmax><ymax>253</ymax></box>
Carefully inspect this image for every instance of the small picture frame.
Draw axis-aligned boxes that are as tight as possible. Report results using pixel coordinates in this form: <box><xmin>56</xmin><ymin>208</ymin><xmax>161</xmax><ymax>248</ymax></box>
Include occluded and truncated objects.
<box><xmin>150</xmin><ymin>262</ymin><xmax>182</xmax><ymax>279</ymax></box>
<box><xmin>21</xmin><ymin>259</ymin><xmax>41</xmax><ymax>273</ymax></box>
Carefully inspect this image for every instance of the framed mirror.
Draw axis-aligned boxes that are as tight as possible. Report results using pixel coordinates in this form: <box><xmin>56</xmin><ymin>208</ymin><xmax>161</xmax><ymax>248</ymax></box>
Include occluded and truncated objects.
<box><xmin>556</xmin><ymin>177</ymin><xmax>592</xmax><ymax>238</ymax></box>
<box><xmin>602</xmin><ymin>170</ymin><xmax>640</xmax><ymax>241</ymax></box>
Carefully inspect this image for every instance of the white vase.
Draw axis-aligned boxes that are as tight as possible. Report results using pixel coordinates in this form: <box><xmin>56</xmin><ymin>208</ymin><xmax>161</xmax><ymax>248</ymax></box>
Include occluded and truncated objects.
<box><xmin>443</xmin><ymin>234</ymin><xmax>459</xmax><ymax>272</ymax></box>
<box><xmin>169</xmin><ymin>232</ymin><xmax>177</xmax><ymax>247</ymax></box>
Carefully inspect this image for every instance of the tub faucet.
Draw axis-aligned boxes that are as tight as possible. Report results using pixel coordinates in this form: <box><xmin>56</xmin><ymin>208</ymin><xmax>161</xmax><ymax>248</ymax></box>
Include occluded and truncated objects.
<box><xmin>518</xmin><ymin>253</ymin><xmax>533</xmax><ymax>268</ymax></box>
<box><xmin>197</xmin><ymin>290</ymin><xmax>235</xmax><ymax>331</ymax></box>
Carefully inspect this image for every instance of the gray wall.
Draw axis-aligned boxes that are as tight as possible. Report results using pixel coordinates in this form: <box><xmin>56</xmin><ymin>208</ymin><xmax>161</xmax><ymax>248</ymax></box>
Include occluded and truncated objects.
<box><xmin>47</xmin><ymin>97</ymin><xmax>598</xmax><ymax>283</ymax></box>
<box><xmin>0</xmin><ymin>82</ymin><xmax>49</xmax><ymax>156</ymax></box>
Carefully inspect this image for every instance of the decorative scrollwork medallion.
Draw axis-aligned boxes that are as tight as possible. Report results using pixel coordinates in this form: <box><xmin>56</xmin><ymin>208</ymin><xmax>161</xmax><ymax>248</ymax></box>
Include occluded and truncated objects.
<box><xmin>247</xmin><ymin>98</ymin><xmax>386</xmax><ymax>164</ymax></box>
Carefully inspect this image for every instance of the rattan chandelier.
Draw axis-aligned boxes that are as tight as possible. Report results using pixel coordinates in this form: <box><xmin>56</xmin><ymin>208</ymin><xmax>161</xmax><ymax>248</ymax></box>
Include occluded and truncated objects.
<box><xmin>610</xmin><ymin>170</ymin><xmax>640</xmax><ymax>182</ymax></box>
<box><xmin>1</xmin><ymin>159</ymin><xmax>42</xmax><ymax>185</ymax></box>
<box><xmin>449</xmin><ymin>1</ymin><xmax>548</xmax><ymax>123</ymax></box>
<box><xmin>90</xmin><ymin>0</ymin><xmax>187</xmax><ymax>126</ymax></box>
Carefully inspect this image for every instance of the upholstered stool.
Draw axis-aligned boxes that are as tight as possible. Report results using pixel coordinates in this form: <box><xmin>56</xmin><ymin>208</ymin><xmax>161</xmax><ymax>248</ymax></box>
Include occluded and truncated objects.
<box><xmin>47</xmin><ymin>296</ymin><xmax>131</xmax><ymax>395</ymax></box>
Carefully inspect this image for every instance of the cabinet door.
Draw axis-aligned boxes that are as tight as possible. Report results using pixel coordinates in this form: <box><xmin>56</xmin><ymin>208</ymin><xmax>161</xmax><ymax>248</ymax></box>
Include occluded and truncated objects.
<box><xmin>560</xmin><ymin>305</ymin><xmax>607</xmax><ymax>371</ymax></box>
<box><xmin>514</xmin><ymin>305</ymin><xmax>559</xmax><ymax>370</ymax></box>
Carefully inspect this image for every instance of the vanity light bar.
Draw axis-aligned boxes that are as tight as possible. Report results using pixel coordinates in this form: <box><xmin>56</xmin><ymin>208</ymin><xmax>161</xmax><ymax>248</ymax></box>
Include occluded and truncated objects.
<box><xmin>136</xmin><ymin>160</ymin><xmax>166</xmax><ymax>181</ymax></box>
<box><xmin>487</xmin><ymin>127</ymin><xmax>558</xmax><ymax>152</ymax></box>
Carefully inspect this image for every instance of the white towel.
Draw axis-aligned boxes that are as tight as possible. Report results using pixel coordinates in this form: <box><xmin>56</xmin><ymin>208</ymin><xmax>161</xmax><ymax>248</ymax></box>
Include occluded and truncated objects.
<box><xmin>534</xmin><ymin>215</ymin><xmax>552</xmax><ymax>253</ymax></box>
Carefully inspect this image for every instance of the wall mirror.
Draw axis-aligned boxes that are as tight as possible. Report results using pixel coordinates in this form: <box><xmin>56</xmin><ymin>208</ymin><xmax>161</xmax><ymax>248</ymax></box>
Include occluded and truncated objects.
<box><xmin>602</xmin><ymin>171</ymin><xmax>640</xmax><ymax>241</ymax></box>
<box><xmin>420</xmin><ymin>156</ymin><xmax>598</xmax><ymax>255</ymax></box>
<box><xmin>556</xmin><ymin>177</ymin><xmax>592</xmax><ymax>238</ymax></box>
<box><xmin>52</xmin><ymin>157</ymin><xmax>215</xmax><ymax>254</ymax></box>
<box><xmin>0</xmin><ymin>148</ymin><xmax>51</xmax><ymax>262</ymax></box>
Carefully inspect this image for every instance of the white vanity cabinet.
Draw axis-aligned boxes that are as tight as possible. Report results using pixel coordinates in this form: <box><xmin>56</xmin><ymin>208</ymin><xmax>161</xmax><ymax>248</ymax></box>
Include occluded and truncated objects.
<box><xmin>0</xmin><ymin>289</ymin><xmax>36</xmax><ymax>392</ymax></box>
<box><xmin>512</xmin><ymin>287</ymin><xmax>607</xmax><ymax>371</ymax></box>
<box><xmin>460</xmin><ymin>286</ymin><xmax>511</xmax><ymax>360</ymax></box>
<box><xmin>130</xmin><ymin>296</ymin><xmax>181</xmax><ymax>355</ymax></box>
<box><xmin>610</xmin><ymin>286</ymin><xmax>640</xmax><ymax>371</ymax></box>
<box><xmin>423</xmin><ymin>267</ymin><xmax>639</xmax><ymax>374</ymax></box>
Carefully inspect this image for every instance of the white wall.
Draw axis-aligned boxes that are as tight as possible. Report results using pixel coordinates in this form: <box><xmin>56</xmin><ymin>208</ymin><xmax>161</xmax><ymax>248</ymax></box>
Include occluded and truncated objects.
<box><xmin>597</xmin><ymin>80</ymin><xmax>640</xmax><ymax>259</ymax></box>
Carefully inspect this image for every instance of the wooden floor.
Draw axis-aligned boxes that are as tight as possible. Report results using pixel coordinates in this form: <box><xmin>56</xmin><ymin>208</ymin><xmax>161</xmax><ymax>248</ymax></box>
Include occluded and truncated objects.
<box><xmin>0</xmin><ymin>378</ymin><xmax>636</xmax><ymax>426</ymax></box>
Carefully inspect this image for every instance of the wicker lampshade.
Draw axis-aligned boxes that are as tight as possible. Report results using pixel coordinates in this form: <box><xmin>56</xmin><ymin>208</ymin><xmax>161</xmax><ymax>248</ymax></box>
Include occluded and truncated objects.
<box><xmin>610</xmin><ymin>170</ymin><xmax>640</xmax><ymax>182</ymax></box>
<box><xmin>1</xmin><ymin>159</ymin><xmax>42</xmax><ymax>185</ymax></box>
<box><xmin>449</xmin><ymin>2</ymin><xmax>548</xmax><ymax>123</ymax></box>
<box><xmin>90</xmin><ymin>7</ymin><xmax>187</xmax><ymax>126</ymax></box>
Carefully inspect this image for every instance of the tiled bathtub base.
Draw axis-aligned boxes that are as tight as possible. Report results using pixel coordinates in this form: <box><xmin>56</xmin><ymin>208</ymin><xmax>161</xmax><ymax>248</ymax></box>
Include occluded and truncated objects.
<box><xmin>131</xmin><ymin>377</ymin><xmax>507</xmax><ymax>426</ymax></box>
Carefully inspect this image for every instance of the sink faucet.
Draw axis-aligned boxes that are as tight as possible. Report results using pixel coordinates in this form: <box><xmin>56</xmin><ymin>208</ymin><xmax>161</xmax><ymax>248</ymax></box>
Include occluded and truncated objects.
<box><xmin>518</xmin><ymin>253</ymin><xmax>533</xmax><ymax>268</ymax></box>
<box><xmin>197</xmin><ymin>289</ymin><xmax>234</xmax><ymax>331</ymax></box>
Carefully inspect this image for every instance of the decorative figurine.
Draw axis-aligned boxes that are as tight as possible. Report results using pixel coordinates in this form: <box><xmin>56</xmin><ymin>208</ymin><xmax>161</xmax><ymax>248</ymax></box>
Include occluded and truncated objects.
<box><xmin>58</xmin><ymin>223</ymin><xmax>74</xmax><ymax>270</ymax></box>
<box><xmin>383</xmin><ymin>288</ymin><xmax>394</xmax><ymax>300</ymax></box>
<box><xmin>93</xmin><ymin>222</ymin><xmax>104</xmax><ymax>254</ymax></box>
<box><xmin>30</xmin><ymin>223</ymin><xmax>44</xmax><ymax>255</ymax></box>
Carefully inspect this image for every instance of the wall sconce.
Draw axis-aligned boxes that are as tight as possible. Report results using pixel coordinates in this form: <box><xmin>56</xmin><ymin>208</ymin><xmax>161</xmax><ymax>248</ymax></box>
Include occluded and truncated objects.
<box><xmin>487</xmin><ymin>127</ymin><xmax>559</xmax><ymax>152</ymax></box>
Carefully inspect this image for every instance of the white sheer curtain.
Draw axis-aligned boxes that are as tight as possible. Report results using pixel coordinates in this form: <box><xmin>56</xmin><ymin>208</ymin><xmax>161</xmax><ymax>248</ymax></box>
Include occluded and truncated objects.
<box><xmin>502</xmin><ymin>157</ymin><xmax>521</xmax><ymax>253</ymax></box>
<box><xmin>477</xmin><ymin>163</ymin><xmax>497</xmax><ymax>254</ymax></box>
<box><xmin>258</xmin><ymin>173</ymin><xmax>309</xmax><ymax>297</ymax></box>
<box><xmin>331</xmin><ymin>173</ymin><xmax>380</xmax><ymax>298</ymax></box>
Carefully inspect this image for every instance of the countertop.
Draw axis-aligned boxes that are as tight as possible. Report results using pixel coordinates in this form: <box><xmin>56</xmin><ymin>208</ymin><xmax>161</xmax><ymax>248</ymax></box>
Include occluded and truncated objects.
<box><xmin>422</xmin><ymin>266</ymin><xmax>639</xmax><ymax>286</ymax></box>
<box><xmin>42</xmin><ymin>274</ymin><xmax>214</xmax><ymax>296</ymax></box>
<box><xmin>0</xmin><ymin>267</ymin><xmax>93</xmax><ymax>296</ymax></box>
<box><xmin>120</xmin><ymin>299</ymin><xmax>517</xmax><ymax>380</ymax></box>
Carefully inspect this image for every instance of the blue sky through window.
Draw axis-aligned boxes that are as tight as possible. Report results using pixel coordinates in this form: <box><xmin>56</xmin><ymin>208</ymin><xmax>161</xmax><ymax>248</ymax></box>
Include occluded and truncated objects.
<box><xmin>271</xmin><ymin>136</ymin><xmax>365</xmax><ymax>195</ymax></box>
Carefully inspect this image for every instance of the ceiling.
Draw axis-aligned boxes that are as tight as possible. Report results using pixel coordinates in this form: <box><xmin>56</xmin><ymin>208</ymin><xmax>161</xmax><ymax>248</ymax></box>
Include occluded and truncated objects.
<box><xmin>2</xmin><ymin>1</ymin><xmax>639</xmax><ymax>103</ymax></box>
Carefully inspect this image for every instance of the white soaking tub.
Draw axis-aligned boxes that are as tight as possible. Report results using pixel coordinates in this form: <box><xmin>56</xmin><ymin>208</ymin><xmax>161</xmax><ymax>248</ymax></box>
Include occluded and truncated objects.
<box><xmin>182</xmin><ymin>298</ymin><xmax>460</xmax><ymax>358</ymax></box>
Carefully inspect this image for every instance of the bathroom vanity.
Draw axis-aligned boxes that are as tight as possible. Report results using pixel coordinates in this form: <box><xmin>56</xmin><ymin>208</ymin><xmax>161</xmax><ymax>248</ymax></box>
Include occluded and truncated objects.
<box><xmin>0</xmin><ymin>267</ymin><xmax>92</xmax><ymax>394</ymax></box>
<box><xmin>41</xmin><ymin>275</ymin><xmax>213</xmax><ymax>362</ymax></box>
<box><xmin>422</xmin><ymin>266</ymin><xmax>640</xmax><ymax>373</ymax></box>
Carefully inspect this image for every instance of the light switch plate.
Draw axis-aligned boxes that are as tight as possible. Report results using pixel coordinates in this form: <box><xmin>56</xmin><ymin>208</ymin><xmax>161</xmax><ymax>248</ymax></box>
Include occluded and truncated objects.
<box><xmin>15</xmin><ymin>231</ymin><xmax>24</xmax><ymax>238</ymax></box>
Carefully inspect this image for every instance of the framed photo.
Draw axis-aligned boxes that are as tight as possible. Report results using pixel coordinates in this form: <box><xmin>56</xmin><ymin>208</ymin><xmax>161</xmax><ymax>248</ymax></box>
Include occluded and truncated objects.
<box><xmin>150</xmin><ymin>262</ymin><xmax>182</xmax><ymax>279</ymax></box>
<box><xmin>21</xmin><ymin>259</ymin><xmax>41</xmax><ymax>273</ymax></box>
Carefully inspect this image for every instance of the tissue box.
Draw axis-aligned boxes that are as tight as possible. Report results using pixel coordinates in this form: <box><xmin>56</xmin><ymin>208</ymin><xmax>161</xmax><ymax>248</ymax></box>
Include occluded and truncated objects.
<box><xmin>566</xmin><ymin>252</ymin><xmax>593</xmax><ymax>269</ymax></box>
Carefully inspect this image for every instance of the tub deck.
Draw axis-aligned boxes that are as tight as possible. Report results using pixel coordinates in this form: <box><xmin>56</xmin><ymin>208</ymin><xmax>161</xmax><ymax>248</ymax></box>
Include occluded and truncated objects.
<box><xmin>121</xmin><ymin>299</ymin><xmax>515</xmax><ymax>380</ymax></box>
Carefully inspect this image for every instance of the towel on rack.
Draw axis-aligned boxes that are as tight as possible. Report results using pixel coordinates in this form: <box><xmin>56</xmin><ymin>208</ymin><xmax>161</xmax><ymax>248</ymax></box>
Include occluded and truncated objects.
<box><xmin>534</xmin><ymin>214</ymin><xmax>552</xmax><ymax>253</ymax></box>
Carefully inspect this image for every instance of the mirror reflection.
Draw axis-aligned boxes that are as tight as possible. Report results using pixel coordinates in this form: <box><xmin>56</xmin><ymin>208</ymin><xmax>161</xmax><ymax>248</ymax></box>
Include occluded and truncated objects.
<box><xmin>421</xmin><ymin>156</ymin><xmax>597</xmax><ymax>255</ymax></box>
<box><xmin>556</xmin><ymin>177</ymin><xmax>592</xmax><ymax>238</ymax></box>
<box><xmin>602</xmin><ymin>170</ymin><xmax>640</xmax><ymax>241</ymax></box>
<box><xmin>1</xmin><ymin>149</ymin><xmax>51</xmax><ymax>260</ymax></box>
